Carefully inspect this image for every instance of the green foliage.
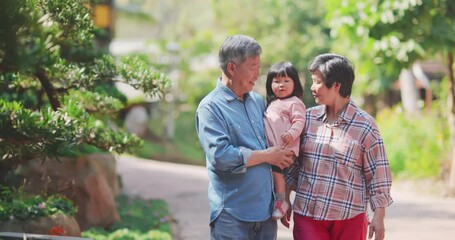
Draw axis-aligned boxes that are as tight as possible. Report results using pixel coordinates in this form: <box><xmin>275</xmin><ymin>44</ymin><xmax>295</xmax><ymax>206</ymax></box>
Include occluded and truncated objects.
<box><xmin>59</xmin><ymin>144</ymin><xmax>106</xmax><ymax>158</ymax></box>
<box><xmin>82</xmin><ymin>195</ymin><xmax>172</xmax><ymax>240</ymax></box>
<box><xmin>121</xmin><ymin>0</ymin><xmax>332</xmax><ymax>108</ymax></box>
<box><xmin>174</xmin><ymin>110</ymin><xmax>205</xmax><ymax>163</ymax></box>
<box><xmin>0</xmin><ymin>0</ymin><xmax>170</xmax><ymax>164</ymax></box>
<box><xmin>377</xmin><ymin>107</ymin><xmax>449</xmax><ymax>179</ymax></box>
<box><xmin>118</xmin><ymin>56</ymin><xmax>170</xmax><ymax>97</ymax></box>
<box><xmin>135</xmin><ymin>107</ymin><xmax>205</xmax><ymax>166</ymax></box>
<box><xmin>325</xmin><ymin>0</ymin><xmax>455</xmax><ymax>183</ymax></box>
<box><xmin>0</xmin><ymin>185</ymin><xmax>76</xmax><ymax>222</ymax></box>
<box><xmin>211</xmin><ymin>0</ymin><xmax>331</xmax><ymax>76</ymax></box>
<box><xmin>135</xmin><ymin>141</ymin><xmax>165</xmax><ymax>160</ymax></box>
<box><xmin>83</xmin><ymin>228</ymin><xmax>172</xmax><ymax>240</ymax></box>
<box><xmin>0</xmin><ymin>99</ymin><xmax>143</xmax><ymax>161</ymax></box>
<box><xmin>113</xmin><ymin>2</ymin><xmax>454</xmax><ymax>184</ymax></box>
<box><xmin>113</xmin><ymin>0</ymin><xmax>334</xmax><ymax>165</ymax></box>
<box><xmin>184</xmin><ymin>68</ymin><xmax>218</xmax><ymax>106</ymax></box>
<box><xmin>325</xmin><ymin>0</ymin><xmax>455</xmax><ymax>93</ymax></box>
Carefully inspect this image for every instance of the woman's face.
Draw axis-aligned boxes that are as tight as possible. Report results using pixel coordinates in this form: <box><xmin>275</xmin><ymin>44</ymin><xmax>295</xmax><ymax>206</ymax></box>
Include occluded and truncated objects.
<box><xmin>310</xmin><ymin>70</ymin><xmax>337</xmax><ymax>105</ymax></box>
<box><xmin>271</xmin><ymin>75</ymin><xmax>294</xmax><ymax>99</ymax></box>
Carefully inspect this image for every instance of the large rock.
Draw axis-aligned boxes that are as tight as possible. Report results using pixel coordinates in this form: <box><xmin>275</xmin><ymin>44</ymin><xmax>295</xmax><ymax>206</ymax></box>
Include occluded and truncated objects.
<box><xmin>16</xmin><ymin>153</ymin><xmax>121</xmax><ymax>230</ymax></box>
<box><xmin>124</xmin><ymin>105</ymin><xmax>149</xmax><ymax>138</ymax></box>
<box><xmin>75</xmin><ymin>154</ymin><xmax>120</xmax><ymax>229</ymax></box>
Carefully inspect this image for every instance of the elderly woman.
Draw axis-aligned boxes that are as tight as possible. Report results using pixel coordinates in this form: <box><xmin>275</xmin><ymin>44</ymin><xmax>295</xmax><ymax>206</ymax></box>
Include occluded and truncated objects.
<box><xmin>284</xmin><ymin>54</ymin><xmax>393</xmax><ymax>240</ymax></box>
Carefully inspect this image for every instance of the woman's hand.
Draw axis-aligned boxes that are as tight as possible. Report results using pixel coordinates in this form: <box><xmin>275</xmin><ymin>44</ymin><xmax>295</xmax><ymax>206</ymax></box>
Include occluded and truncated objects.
<box><xmin>279</xmin><ymin>190</ymin><xmax>293</xmax><ymax>228</ymax></box>
<box><xmin>369</xmin><ymin>208</ymin><xmax>386</xmax><ymax>240</ymax></box>
<box><xmin>279</xmin><ymin>206</ymin><xmax>292</xmax><ymax>228</ymax></box>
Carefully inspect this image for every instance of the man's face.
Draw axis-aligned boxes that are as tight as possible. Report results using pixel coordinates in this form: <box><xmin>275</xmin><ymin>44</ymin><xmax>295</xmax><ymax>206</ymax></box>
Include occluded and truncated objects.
<box><xmin>231</xmin><ymin>55</ymin><xmax>261</xmax><ymax>96</ymax></box>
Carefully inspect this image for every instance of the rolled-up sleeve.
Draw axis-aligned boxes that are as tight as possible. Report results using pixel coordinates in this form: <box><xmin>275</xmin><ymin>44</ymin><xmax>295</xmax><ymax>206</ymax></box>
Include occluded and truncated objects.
<box><xmin>364</xmin><ymin>134</ymin><xmax>393</xmax><ymax>211</ymax></box>
<box><xmin>196</xmin><ymin>104</ymin><xmax>248</xmax><ymax>174</ymax></box>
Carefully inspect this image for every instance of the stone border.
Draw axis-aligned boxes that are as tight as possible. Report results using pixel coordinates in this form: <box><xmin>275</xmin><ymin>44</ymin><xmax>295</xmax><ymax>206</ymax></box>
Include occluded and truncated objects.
<box><xmin>0</xmin><ymin>232</ymin><xmax>90</xmax><ymax>239</ymax></box>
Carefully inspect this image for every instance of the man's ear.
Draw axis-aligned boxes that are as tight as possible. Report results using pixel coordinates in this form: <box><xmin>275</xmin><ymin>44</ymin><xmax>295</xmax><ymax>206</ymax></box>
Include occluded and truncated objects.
<box><xmin>227</xmin><ymin>62</ymin><xmax>236</xmax><ymax>76</ymax></box>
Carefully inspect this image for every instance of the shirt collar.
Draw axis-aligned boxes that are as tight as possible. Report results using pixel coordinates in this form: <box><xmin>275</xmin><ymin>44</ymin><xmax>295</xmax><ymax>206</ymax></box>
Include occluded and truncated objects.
<box><xmin>316</xmin><ymin>99</ymin><xmax>357</xmax><ymax>124</ymax></box>
<box><xmin>217</xmin><ymin>77</ymin><xmax>250</xmax><ymax>102</ymax></box>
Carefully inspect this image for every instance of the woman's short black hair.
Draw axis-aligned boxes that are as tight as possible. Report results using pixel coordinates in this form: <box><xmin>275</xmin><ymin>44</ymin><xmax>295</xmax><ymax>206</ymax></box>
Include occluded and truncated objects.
<box><xmin>308</xmin><ymin>54</ymin><xmax>355</xmax><ymax>98</ymax></box>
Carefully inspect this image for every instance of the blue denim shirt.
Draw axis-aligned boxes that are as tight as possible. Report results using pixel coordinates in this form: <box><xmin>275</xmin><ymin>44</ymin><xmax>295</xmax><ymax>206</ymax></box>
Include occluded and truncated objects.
<box><xmin>196</xmin><ymin>78</ymin><xmax>274</xmax><ymax>223</ymax></box>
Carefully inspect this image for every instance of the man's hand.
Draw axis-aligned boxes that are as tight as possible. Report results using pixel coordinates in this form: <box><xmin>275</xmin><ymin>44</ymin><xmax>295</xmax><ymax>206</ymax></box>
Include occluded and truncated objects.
<box><xmin>266</xmin><ymin>146</ymin><xmax>294</xmax><ymax>169</ymax></box>
<box><xmin>368</xmin><ymin>208</ymin><xmax>385</xmax><ymax>240</ymax></box>
<box><xmin>246</xmin><ymin>147</ymin><xmax>294</xmax><ymax>168</ymax></box>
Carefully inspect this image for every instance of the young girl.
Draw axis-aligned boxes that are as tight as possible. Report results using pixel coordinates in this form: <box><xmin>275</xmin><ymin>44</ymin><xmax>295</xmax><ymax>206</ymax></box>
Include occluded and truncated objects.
<box><xmin>264</xmin><ymin>61</ymin><xmax>306</xmax><ymax>220</ymax></box>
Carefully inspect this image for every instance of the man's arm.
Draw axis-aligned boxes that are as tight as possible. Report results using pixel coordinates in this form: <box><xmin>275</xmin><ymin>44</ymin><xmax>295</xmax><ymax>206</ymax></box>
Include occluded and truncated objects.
<box><xmin>246</xmin><ymin>146</ymin><xmax>294</xmax><ymax>169</ymax></box>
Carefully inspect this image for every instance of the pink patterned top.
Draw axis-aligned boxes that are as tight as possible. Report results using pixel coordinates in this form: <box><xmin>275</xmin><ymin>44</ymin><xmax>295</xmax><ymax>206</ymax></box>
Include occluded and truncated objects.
<box><xmin>264</xmin><ymin>96</ymin><xmax>306</xmax><ymax>157</ymax></box>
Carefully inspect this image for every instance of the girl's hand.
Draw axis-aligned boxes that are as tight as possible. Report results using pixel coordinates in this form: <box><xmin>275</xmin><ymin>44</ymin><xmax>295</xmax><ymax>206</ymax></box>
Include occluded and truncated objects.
<box><xmin>281</xmin><ymin>132</ymin><xmax>293</xmax><ymax>146</ymax></box>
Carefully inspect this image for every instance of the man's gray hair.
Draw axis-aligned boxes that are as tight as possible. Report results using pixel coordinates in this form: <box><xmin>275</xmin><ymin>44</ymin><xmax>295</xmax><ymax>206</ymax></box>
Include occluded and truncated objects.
<box><xmin>218</xmin><ymin>35</ymin><xmax>262</xmax><ymax>74</ymax></box>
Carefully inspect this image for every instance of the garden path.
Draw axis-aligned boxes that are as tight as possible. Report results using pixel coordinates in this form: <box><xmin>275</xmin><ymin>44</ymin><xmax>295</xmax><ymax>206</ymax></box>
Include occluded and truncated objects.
<box><xmin>117</xmin><ymin>155</ymin><xmax>455</xmax><ymax>240</ymax></box>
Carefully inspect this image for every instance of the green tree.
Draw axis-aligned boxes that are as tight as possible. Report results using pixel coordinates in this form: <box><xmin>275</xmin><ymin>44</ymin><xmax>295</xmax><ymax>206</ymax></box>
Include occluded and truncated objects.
<box><xmin>110</xmin><ymin>0</ymin><xmax>333</xmax><ymax>163</ymax></box>
<box><xmin>210</xmin><ymin>0</ymin><xmax>332</xmax><ymax>106</ymax></box>
<box><xmin>0</xmin><ymin>0</ymin><xmax>169</xmax><ymax>177</ymax></box>
<box><xmin>325</xmin><ymin>0</ymin><xmax>455</xmax><ymax>190</ymax></box>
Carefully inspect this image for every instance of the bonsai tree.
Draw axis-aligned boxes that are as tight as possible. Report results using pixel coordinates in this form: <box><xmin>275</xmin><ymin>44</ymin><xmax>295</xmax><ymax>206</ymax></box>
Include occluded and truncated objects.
<box><xmin>0</xmin><ymin>0</ymin><xmax>170</xmax><ymax>177</ymax></box>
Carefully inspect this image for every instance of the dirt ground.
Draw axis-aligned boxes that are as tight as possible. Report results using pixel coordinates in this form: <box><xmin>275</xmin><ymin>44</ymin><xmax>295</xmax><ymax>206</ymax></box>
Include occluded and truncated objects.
<box><xmin>117</xmin><ymin>155</ymin><xmax>455</xmax><ymax>240</ymax></box>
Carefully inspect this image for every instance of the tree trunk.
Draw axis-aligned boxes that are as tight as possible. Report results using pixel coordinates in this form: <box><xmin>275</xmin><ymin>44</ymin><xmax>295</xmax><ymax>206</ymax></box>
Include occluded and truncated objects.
<box><xmin>36</xmin><ymin>68</ymin><xmax>61</xmax><ymax>110</ymax></box>
<box><xmin>447</xmin><ymin>52</ymin><xmax>455</xmax><ymax>191</ymax></box>
<box><xmin>363</xmin><ymin>93</ymin><xmax>378</xmax><ymax>116</ymax></box>
<box><xmin>399</xmin><ymin>68</ymin><xmax>421</xmax><ymax>116</ymax></box>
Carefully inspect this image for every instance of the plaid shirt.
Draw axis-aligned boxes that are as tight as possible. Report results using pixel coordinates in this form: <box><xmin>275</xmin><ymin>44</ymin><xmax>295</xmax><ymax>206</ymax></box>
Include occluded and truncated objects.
<box><xmin>286</xmin><ymin>100</ymin><xmax>393</xmax><ymax>220</ymax></box>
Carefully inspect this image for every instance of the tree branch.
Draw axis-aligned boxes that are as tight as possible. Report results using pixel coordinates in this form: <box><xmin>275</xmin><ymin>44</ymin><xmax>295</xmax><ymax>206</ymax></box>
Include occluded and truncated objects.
<box><xmin>36</xmin><ymin>68</ymin><xmax>61</xmax><ymax>110</ymax></box>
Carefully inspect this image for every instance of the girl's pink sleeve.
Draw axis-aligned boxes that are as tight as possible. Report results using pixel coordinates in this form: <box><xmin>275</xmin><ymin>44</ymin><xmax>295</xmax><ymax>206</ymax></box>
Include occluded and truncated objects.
<box><xmin>287</xmin><ymin>101</ymin><xmax>306</xmax><ymax>140</ymax></box>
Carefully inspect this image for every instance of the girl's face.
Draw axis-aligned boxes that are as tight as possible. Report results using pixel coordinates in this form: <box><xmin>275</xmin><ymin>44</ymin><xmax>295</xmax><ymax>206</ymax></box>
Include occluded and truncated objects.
<box><xmin>271</xmin><ymin>75</ymin><xmax>294</xmax><ymax>99</ymax></box>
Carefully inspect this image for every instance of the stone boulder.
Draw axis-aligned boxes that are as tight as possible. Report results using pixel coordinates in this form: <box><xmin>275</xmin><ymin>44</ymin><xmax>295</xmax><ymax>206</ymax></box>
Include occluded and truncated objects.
<box><xmin>124</xmin><ymin>105</ymin><xmax>149</xmax><ymax>138</ymax></box>
<box><xmin>16</xmin><ymin>153</ymin><xmax>121</xmax><ymax>230</ymax></box>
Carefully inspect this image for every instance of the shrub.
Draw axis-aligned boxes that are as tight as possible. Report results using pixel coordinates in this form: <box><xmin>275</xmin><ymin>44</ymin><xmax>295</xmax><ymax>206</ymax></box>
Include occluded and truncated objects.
<box><xmin>376</xmin><ymin>107</ymin><xmax>449</xmax><ymax>179</ymax></box>
<box><xmin>0</xmin><ymin>185</ymin><xmax>76</xmax><ymax>222</ymax></box>
<box><xmin>82</xmin><ymin>195</ymin><xmax>172</xmax><ymax>240</ymax></box>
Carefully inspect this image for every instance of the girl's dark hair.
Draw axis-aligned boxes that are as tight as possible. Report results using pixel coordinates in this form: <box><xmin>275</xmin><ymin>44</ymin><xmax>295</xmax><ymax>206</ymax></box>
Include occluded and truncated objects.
<box><xmin>266</xmin><ymin>61</ymin><xmax>303</xmax><ymax>105</ymax></box>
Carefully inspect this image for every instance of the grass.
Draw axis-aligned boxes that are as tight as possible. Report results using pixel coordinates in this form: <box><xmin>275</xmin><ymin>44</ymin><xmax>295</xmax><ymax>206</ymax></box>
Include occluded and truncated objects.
<box><xmin>82</xmin><ymin>195</ymin><xmax>173</xmax><ymax>240</ymax></box>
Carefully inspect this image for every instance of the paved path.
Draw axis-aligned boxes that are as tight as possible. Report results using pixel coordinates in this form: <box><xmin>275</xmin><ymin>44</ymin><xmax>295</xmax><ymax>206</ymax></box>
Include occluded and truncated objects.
<box><xmin>117</xmin><ymin>155</ymin><xmax>455</xmax><ymax>240</ymax></box>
